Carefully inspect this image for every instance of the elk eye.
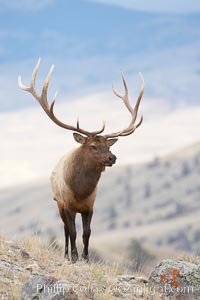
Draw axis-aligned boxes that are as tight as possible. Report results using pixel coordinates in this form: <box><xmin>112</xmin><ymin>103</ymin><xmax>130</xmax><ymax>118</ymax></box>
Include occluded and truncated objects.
<box><xmin>91</xmin><ymin>145</ymin><xmax>97</xmax><ymax>151</ymax></box>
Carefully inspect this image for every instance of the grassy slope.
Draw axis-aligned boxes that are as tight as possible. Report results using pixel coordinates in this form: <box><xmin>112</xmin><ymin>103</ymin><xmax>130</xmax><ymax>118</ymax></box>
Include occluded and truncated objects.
<box><xmin>0</xmin><ymin>235</ymin><xmax>160</xmax><ymax>300</ymax></box>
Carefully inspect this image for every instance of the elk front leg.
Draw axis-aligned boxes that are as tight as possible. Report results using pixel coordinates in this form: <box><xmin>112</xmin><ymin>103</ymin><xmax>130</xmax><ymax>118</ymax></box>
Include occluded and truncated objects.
<box><xmin>65</xmin><ymin>209</ymin><xmax>78</xmax><ymax>263</ymax></box>
<box><xmin>64</xmin><ymin>223</ymin><xmax>69</xmax><ymax>260</ymax></box>
<box><xmin>81</xmin><ymin>210</ymin><xmax>93</xmax><ymax>262</ymax></box>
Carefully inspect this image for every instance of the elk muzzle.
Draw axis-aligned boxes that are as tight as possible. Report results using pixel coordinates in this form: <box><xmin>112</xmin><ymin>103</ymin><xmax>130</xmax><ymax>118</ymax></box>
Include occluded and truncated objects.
<box><xmin>105</xmin><ymin>154</ymin><xmax>117</xmax><ymax>166</ymax></box>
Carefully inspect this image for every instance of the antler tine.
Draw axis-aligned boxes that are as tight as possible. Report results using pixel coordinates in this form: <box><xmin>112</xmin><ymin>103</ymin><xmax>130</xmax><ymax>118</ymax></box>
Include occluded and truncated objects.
<box><xmin>77</xmin><ymin>118</ymin><xmax>80</xmax><ymax>130</ymax></box>
<box><xmin>41</xmin><ymin>64</ymin><xmax>55</xmax><ymax>112</ymax></box>
<box><xmin>18</xmin><ymin>58</ymin><xmax>42</xmax><ymax>103</ymax></box>
<box><xmin>18</xmin><ymin>59</ymin><xmax>106</xmax><ymax>137</ymax></box>
<box><xmin>104</xmin><ymin>72</ymin><xmax>144</xmax><ymax>139</ymax></box>
<box><xmin>75</xmin><ymin>117</ymin><xmax>105</xmax><ymax>135</ymax></box>
<box><xmin>49</xmin><ymin>100</ymin><xmax>105</xmax><ymax>137</ymax></box>
<box><xmin>132</xmin><ymin>72</ymin><xmax>144</xmax><ymax>123</ymax></box>
<box><xmin>112</xmin><ymin>75</ymin><xmax>127</xmax><ymax>99</ymax></box>
<box><xmin>31</xmin><ymin>58</ymin><xmax>41</xmax><ymax>95</ymax></box>
<box><xmin>94</xmin><ymin>120</ymin><xmax>105</xmax><ymax>135</ymax></box>
<box><xmin>121</xmin><ymin>72</ymin><xmax>144</xmax><ymax>134</ymax></box>
<box><xmin>119</xmin><ymin>115</ymin><xmax>143</xmax><ymax>136</ymax></box>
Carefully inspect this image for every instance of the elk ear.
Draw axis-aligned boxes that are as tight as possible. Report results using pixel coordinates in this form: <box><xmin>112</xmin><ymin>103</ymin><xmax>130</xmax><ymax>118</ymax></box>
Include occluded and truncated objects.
<box><xmin>107</xmin><ymin>138</ymin><xmax>118</xmax><ymax>147</ymax></box>
<box><xmin>73</xmin><ymin>133</ymin><xmax>86</xmax><ymax>144</ymax></box>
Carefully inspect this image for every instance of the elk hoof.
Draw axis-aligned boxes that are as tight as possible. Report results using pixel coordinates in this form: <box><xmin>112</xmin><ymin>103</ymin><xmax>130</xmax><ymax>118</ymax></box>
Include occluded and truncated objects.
<box><xmin>81</xmin><ymin>253</ymin><xmax>89</xmax><ymax>263</ymax></box>
<box><xmin>64</xmin><ymin>253</ymin><xmax>70</xmax><ymax>261</ymax></box>
<box><xmin>71</xmin><ymin>255</ymin><xmax>78</xmax><ymax>263</ymax></box>
<box><xmin>71</xmin><ymin>250</ymin><xmax>79</xmax><ymax>263</ymax></box>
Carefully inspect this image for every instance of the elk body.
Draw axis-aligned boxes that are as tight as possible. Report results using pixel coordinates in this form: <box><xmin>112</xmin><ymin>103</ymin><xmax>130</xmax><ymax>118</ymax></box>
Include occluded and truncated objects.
<box><xmin>18</xmin><ymin>59</ymin><xmax>144</xmax><ymax>262</ymax></box>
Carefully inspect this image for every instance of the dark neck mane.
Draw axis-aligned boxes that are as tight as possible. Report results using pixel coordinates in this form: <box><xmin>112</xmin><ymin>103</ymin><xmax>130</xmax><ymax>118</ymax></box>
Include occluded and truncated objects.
<box><xmin>65</xmin><ymin>147</ymin><xmax>104</xmax><ymax>200</ymax></box>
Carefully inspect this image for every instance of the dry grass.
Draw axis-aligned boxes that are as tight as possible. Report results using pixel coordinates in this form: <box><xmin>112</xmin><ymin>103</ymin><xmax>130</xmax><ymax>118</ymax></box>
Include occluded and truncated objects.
<box><xmin>178</xmin><ymin>253</ymin><xmax>200</xmax><ymax>265</ymax></box>
<box><xmin>0</xmin><ymin>235</ymin><xmax>29</xmax><ymax>299</ymax></box>
<box><xmin>0</xmin><ymin>234</ymin><xmax>161</xmax><ymax>299</ymax></box>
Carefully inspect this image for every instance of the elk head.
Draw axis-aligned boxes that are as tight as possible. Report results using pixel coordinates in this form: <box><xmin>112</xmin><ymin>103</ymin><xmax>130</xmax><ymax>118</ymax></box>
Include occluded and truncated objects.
<box><xmin>73</xmin><ymin>133</ymin><xmax>117</xmax><ymax>167</ymax></box>
<box><xmin>18</xmin><ymin>59</ymin><xmax>144</xmax><ymax>168</ymax></box>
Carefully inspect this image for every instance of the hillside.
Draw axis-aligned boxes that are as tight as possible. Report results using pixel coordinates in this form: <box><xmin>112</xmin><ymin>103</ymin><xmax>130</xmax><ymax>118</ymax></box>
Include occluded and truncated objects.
<box><xmin>0</xmin><ymin>235</ymin><xmax>156</xmax><ymax>300</ymax></box>
<box><xmin>1</xmin><ymin>142</ymin><xmax>200</xmax><ymax>262</ymax></box>
<box><xmin>1</xmin><ymin>235</ymin><xmax>200</xmax><ymax>299</ymax></box>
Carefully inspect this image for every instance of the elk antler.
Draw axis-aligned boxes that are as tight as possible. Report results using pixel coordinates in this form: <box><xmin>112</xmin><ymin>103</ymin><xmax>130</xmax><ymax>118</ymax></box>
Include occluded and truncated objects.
<box><xmin>18</xmin><ymin>58</ymin><xmax>105</xmax><ymax>137</ymax></box>
<box><xmin>104</xmin><ymin>72</ymin><xmax>144</xmax><ymax>138</ymax></box>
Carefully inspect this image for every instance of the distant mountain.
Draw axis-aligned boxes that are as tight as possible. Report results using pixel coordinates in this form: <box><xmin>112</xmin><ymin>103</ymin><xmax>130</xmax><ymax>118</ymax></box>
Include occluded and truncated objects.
<box><xmin>1</xmin><ymin>141</ymin><xmax>200</xmax><ymax>256</ymax></box>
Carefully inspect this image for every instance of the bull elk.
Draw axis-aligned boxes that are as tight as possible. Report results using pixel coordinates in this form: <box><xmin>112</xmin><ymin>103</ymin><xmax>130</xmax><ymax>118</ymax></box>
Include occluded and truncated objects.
<box><xmin>18</xmin><ymin>59</ymin><xmax>144</xmax><ymax>263</ymax></box>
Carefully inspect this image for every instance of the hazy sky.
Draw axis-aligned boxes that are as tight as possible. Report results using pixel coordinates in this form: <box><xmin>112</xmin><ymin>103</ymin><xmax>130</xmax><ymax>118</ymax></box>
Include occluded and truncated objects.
<box><xmin>0</xmin><ymin>0</ymin><xmax>200</xmax><ymax>13</ymax></box>
<box><xmin>88</xmin><ymin>0</ymin><xmax>200</xmax><ymax>13</ymax></box>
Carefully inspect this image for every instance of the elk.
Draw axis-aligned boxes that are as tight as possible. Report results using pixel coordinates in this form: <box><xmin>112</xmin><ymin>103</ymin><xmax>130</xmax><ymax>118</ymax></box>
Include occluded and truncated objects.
<box><xmin>18</xmin><ymin>59</ymin><xmax>144</xmax><ymax>263</ymax></box>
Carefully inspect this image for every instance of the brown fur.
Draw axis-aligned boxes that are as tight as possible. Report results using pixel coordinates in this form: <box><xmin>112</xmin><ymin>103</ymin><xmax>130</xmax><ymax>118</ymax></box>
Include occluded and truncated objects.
<box><xmin>50</xmin><ymin>134</ymin><xmax>117</xmax><ymax>262</ymax></box>
<box><xmin>65</xmin><ymin>146</ymin><xmax>104</xmax><ymax>201</ymax></box>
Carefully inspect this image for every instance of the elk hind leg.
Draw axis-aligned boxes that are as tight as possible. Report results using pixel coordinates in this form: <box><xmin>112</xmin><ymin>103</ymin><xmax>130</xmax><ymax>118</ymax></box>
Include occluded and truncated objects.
<box><xmin>65</xmin><ymin>209</ymin><xmax>78</xmax><ymax>263</ymax></box>
<box><xmin>56</xmin><ymin>201</ymin><xmax>69</xmax><ymax>259</ymax></box>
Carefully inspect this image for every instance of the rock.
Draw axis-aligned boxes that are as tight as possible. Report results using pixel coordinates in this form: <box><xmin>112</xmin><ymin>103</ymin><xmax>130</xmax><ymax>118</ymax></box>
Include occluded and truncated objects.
<box><xmin>117</xmin><ymin>275</ymin><xmax>135</xmax><ymax>282</ymax></box>
<box><xmin>6</xmin><ymin>241</ymin><xmax>30</xmax><ymax>259</ymax></box>
<box><xmin>20</xmin><ymin>249</ymin><xmax>30</xmax><ymax>259</ymax></box>
<box><xmin>0</xmin><ymin>260</ymin><xmax>23</xmax><ymax>274</ymax></box>
<box><xmin>21</xmin><ymin>275</ymin><xmax>79</xmax><ymax>300</ymax></box>
<box><xmin>42</xmin><ymin>280</ymin><xmax>78</xmax><ymax>300</ymax></box>
<box><xmin>149</xmin><ymin>259</ymin><xmax>200</xmax><ymax>299</ymax></box>
<box><xmin>21</xmin><ymin>275</ymin><xmax>56</xmax><ymax>300</ymax></box>
<box><xmin>116</xmin><ymin>275</ymin><xmax>149</xmax><ymax>299</ymax></box>
<box><xmin>134</xmin><ymin>276</ymin><xmax>148</xmax><ymax>284</ymax></box>
<box><xmin>83</xmin><ymin>287</ymin><xmax>95</xmax><ymax>300</ymax></box>
<box><xmin>26</xmin><ymin>263</ymin><xmax>40</xmax><ymax>274</ymax></box>
<box><xmin>112</xmin><ymin>288</ymin><xmax>124</xmax><ymax>298</ymax></box>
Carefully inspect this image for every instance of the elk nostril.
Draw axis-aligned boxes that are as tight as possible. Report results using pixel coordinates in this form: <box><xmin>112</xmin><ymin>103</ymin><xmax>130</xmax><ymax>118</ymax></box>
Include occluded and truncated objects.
<box><xmin>109</xmin><ymin>155</ymin><xmax>116</xmax><ymax>162</ymax></box>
